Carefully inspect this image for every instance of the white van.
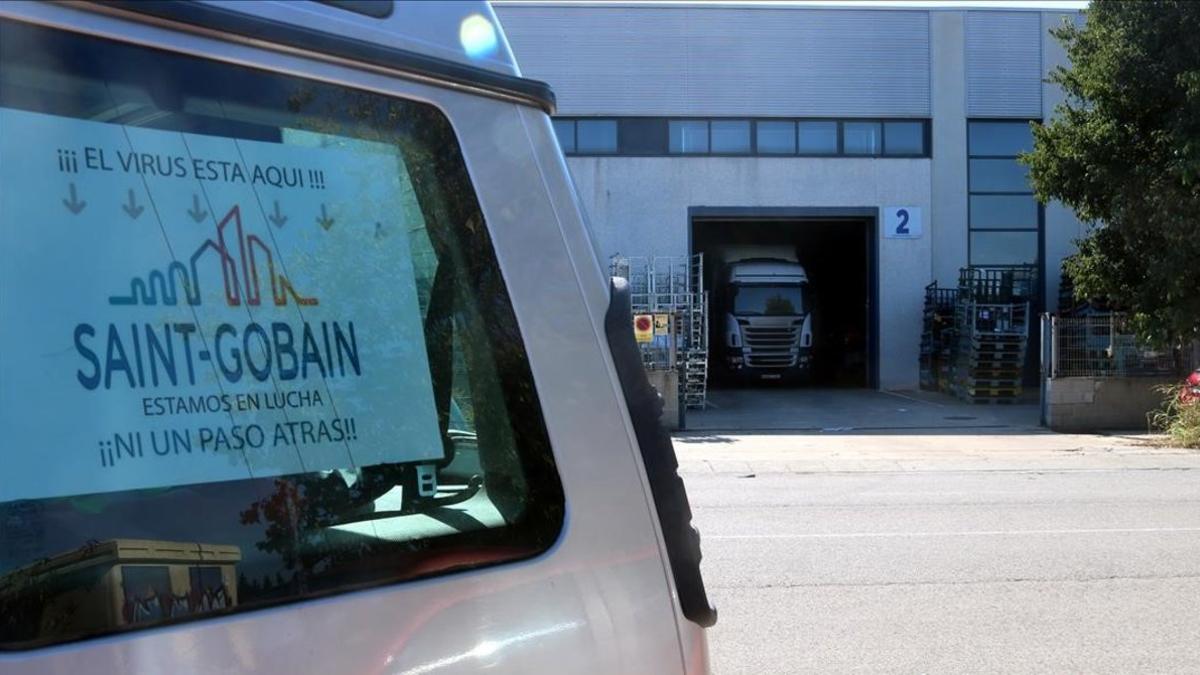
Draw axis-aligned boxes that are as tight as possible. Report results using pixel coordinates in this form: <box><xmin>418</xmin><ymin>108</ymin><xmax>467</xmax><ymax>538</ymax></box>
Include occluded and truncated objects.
<box><xmin>0</xmin><ymin>1</ymin><xmax>714</xmax><ymax>672</ymax></box>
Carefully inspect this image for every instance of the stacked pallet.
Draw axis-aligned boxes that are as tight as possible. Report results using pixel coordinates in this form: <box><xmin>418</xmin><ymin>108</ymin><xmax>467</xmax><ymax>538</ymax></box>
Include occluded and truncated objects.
<box><xmin>954</xmin><ymin>303</ymin><xmax>1029</xmax><ymax>402</ymax></box>
<box><xmin>950</xmin><ymin>267</ymin><xmax>1036</xmax><ymax>404</ymax></box>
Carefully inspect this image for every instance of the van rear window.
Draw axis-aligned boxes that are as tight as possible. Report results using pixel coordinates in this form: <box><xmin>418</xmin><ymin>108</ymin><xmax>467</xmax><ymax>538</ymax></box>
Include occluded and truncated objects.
<box><xmin>0</xmin><ymin>19</ymin><xmax>563</xmax><ymax>649</ymax></box>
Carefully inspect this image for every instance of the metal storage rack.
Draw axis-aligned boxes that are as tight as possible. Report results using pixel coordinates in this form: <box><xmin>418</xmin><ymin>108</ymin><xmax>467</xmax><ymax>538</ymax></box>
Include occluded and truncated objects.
<box><xmin>919</xmin><ymin>282</ymin><xmax>958</xmax><ymax>393</ymax></box>
<box><xmin>920</xmin><ymin>267</ymin><xmax>1037</xmax><ymax>403</ymax></box>
<box><xmin>610</xmin><ymin>254</ymin><xmax>709</xmax><ymax>410</ymax></box>
<box><xmin>950</xmin><ymin>266</ymin><xmax>1036</xmax><ymax>403</ymax></box>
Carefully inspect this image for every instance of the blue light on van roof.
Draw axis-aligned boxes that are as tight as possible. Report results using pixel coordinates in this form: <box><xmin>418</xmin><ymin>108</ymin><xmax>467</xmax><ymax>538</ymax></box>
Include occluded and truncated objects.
<box><xmin>459</xmin><ymin>14</ymin><xmax>498</xmax><ymax>60</ymax></box>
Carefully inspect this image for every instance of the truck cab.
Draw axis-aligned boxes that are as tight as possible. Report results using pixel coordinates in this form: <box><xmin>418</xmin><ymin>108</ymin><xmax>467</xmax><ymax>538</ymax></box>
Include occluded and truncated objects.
<box><xmin>722</xmin><ymin>258</ymin><xmax>814</xmax><ymax>382</ymax></box>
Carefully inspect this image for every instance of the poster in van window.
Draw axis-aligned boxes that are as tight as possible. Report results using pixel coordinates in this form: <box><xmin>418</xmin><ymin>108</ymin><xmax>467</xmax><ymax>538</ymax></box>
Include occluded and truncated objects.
<box><xmin>0</xmin><ymin>108</ymin><xmax>445</xmax><ymax>502</ymax></box>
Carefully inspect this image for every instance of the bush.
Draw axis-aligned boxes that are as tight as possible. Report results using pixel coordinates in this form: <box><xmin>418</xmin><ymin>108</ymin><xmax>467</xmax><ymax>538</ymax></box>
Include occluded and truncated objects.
<box><xmin>1151</xmin><ymin>385</ymin><xmax>1200</xmax><ymax>448</ymax></box>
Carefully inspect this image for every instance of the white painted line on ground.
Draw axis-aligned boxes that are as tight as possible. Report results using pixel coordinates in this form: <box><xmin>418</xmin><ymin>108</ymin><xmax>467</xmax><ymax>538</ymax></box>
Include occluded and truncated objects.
<box><xmin>708</xmin><ymin>526</ymin><xmax>1200</xmax><ymax>540</ymax></box>
<box><xmin>864</xmin><ymin>491</ymin><xmax>1023</xmax><ymax>496</ymax></box>
<box><xmin>881</xmin><ymin>390</ymin><xmax>945</xmax><ymax>407</ymax></box>
<box><xmin>680</xmin><ymin>465</ymin><xmax>1200</xmax><ymax>476</ymax></box>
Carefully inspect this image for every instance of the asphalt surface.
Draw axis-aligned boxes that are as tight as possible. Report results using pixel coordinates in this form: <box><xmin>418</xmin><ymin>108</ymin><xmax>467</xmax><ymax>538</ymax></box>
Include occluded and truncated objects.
<box><xmin>687</xmin><ymin>460</ymin><xmax>1200</xmax><ymax>674</ymax></box>
<box><xmin>685</xmin><ymin>388</ymin><xmax>1041</xmax><ymax>433</ymax></box>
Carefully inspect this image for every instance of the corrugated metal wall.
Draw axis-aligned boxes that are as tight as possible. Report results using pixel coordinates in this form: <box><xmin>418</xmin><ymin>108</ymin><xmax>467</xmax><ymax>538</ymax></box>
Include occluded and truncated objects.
<box><xmin>496</xmin><ymin>5</ymin><xmax>931</xmax><ymax>117</ymax></box>
<box><xmin>965</xmin><ymin>12</ymin><xmax>1043</xmax><ymax>118</ymax></box>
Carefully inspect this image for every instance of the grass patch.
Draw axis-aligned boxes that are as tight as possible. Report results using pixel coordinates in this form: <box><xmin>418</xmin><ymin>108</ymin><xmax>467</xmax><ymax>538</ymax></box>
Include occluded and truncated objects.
<box><xmin>1150</xmin><ymin>385</ymin><xmax>1200</xmax><ymax>448</ymax></box>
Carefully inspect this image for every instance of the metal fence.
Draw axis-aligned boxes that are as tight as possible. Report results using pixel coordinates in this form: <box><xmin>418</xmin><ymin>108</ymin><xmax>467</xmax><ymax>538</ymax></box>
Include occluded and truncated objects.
<box><xmin>1047</xmin><ymin>314</ymin><xmax>1193</xmax><ymax>378</ymax></box>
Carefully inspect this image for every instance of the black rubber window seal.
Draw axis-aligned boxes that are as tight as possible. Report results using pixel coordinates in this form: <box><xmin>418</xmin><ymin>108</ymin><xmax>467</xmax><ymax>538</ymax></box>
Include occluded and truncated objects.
<box><xmin>605</xmin><ymin>277</ymin><xmax>717</xmax><ymax>628</ymax></box>
<box><xmin>317</xmin><ymin>0</ymin><xmax>394</xmax><ymax>20</ymax></box>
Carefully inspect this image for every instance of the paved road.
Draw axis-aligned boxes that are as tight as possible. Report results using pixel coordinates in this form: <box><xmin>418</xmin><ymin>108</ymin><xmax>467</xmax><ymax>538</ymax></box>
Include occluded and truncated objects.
<box><xmin>688</xmin><ymin>462</ymin><xmax>1200</xmax><ymax>673</ymax></box>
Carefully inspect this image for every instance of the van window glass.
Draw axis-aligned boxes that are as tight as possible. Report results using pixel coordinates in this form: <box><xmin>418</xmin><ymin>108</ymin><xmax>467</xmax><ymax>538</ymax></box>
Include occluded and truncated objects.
<box><xmin>0</xmin><ymin>19</ymin><xmax>563</xmax><ymax>649</ymax></box>
<box><xmin>121</xmin><ymin>566</ymin><xmax>174</xmax><ymax>623</ymax></box>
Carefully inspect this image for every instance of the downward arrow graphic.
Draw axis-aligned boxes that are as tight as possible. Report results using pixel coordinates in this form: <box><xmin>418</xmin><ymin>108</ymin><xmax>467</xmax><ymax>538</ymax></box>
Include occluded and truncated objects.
<box><xmin>187</xmin><ymin>194</ymin><xmax>208</xmax><ymax>223</ymax></box>
<box><xmin>122</xmin><ymin>189</ymin><xmax>144</xmax><ymax>220</ymax></box>
<box><xmin>268</xmin><ymin>200</ymin><xmax>288</xmax><ymax>228</ymax></box>
<box><xmin>316</xmin><ymin>203</ymin><xmax>334</xmax><ymax>231</ymax></box>
<box><xmin>62</xmin><ymin>183</ymin><xmax>86</xmax><ymax>214</ymax></box>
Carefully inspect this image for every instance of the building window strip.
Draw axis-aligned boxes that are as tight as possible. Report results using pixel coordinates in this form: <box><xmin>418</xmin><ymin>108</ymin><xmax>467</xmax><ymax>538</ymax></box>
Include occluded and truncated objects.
<box><xmin>551</xmin><ymin>117</ymin><xmax>931</xmax><ymax>158</ymax></box>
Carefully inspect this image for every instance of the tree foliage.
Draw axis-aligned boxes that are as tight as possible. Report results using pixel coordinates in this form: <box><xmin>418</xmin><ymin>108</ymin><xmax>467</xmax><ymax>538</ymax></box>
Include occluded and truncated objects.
<box><xmin>1023</xmin><ymin>0</ymin><xmax>1200</xmax><ymax>344</ymax></box>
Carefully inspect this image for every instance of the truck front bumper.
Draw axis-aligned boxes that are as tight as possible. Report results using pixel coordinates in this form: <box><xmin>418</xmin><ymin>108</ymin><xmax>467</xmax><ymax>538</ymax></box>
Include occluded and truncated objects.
<box><xmin>726</xmin><ymin>348</ymin><xmax>812</xmax><ymax>382</ymax></box>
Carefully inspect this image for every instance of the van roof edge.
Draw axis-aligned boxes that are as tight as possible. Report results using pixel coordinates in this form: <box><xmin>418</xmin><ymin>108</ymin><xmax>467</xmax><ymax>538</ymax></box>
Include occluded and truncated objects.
<box><xmin>79</xmin><ymin>0</ymin><xmax>557</xmax><ymax>113</ymax></box>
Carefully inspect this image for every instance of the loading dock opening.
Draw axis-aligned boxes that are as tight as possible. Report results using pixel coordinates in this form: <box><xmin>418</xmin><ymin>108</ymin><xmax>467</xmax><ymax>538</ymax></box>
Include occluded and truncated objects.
<box><xmin>689</xmin><ymin>208</ymin><xmax>878</xmax><ymax>389</ymax></box>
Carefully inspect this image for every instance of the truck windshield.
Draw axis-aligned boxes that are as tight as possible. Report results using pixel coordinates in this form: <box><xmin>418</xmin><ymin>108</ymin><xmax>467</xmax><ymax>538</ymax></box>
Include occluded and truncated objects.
<box><xmin>732</xmin><ymin>284</ymin><xmax>808</xmax><ymax>316</ymax></box>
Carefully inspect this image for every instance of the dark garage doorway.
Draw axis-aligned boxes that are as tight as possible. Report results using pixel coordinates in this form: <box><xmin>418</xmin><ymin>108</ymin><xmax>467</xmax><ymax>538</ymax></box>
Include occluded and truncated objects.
<box><xmin>690</xmin><ymin>208</ymin><xmax>878</xmax><ymax>389</ymax></box>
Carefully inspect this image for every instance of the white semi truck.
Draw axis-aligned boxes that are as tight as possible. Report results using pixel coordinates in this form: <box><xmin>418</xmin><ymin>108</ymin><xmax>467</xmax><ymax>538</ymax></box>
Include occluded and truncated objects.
<box><xmin>718</xmin><ymin>249</ymin><xmax>814</xmax><ymax>382</ymax></box>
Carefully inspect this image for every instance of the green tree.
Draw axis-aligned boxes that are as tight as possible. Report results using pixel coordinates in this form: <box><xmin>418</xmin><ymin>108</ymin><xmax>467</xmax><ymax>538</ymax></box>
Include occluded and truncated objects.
<box><xmin>1023</xmin><ymin>0</ymin><xmax>1200</xmax><ymax>345</ymax></box>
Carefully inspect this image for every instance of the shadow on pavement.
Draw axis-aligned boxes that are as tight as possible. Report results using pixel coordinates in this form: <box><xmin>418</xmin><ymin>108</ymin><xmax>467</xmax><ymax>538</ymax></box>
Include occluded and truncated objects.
<box><xmin>683</xmin><ymin>387</ymin><xmax>1041</xmax><ymax>435</ymax></box>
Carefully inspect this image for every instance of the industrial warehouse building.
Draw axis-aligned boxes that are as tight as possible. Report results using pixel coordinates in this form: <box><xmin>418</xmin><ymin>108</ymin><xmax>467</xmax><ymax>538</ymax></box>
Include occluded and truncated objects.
<box><xmin>495</xmin><ymin>1</ymin><xmax>1085</xmax><ymax>391</ymax></box>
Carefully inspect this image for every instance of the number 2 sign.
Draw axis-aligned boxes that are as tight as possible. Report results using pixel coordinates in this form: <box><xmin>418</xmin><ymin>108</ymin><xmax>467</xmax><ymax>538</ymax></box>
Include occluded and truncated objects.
<box><xmin>884</xmin><ymin>206</ymin><xmax>922</xmax><ymax>239</ymax></box>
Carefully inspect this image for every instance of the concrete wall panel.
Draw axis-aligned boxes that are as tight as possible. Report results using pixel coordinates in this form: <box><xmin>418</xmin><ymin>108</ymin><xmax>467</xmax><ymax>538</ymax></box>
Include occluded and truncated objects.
<box><xmin>931</xmin><ymin>11</ymin><xmax>968</xmax><ymax>287</ymax></box>
<box><xmin>498</xmin><ymin>5</ymin><xmax>931</xmax><ymax>117</ymax></box>
<box><xmin>1045</xmin><ymin>377</ymin><xmax>1173</xmax><ymax>432</ymax></box>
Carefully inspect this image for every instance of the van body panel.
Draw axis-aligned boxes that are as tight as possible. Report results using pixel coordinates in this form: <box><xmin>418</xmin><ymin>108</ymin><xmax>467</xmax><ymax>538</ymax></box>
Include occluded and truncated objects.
<box><xmin>515</xmin><ymin>105</ymin><xmax>709</xmax><ymax>665</ymax></box>
<box><xmin>514</xmin><ymin>105</ymin><xmax>610</xmax><ymax>323</ymax></box>
<box><xmin>0</xmin><ymin>1</ymin><xmax>699</xmax><ymax>673</ymax></box>
<box><xmin>202</xmin><ymin>0</ymin><xmax>522</xmax><ymax>76</ymax></box>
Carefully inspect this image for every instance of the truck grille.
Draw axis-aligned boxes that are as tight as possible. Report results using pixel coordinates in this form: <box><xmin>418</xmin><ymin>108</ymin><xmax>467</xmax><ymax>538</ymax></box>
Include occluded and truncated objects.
<box><xmin>743</xmin><ymin>325</ymin><xmax>798</xmax><ymax>368</ymax></box>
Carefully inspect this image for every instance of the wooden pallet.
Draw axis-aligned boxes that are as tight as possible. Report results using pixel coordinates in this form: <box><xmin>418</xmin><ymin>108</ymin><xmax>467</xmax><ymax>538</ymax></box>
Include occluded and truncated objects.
<box><xmin>964</xmin><ymin>338</ymin><xmax>1022</xmax><ymax>348</ymax></box>
<box><xmin>967</xmin><ymin>396</ymin><xmax>1023</xmax><ymax>405</ymax></box>
<box><xmin>964</xmin><ymin>353</ymin><xmax>1026</xmax><ymax>366</ymax></box>
<box><xmin>965</xmin><ymin>386</ymin><xmax>1023</xmax><ymax>397</ymax></box>
<box><xmin>962</xmin><ymin>369</ymin><xmax>1023</xmax><ymax>380</ymax></box>
<box><xmin>960</xmin><ymin>374</ymin><xmax>1017</xmax><ymax>386</ymax></box>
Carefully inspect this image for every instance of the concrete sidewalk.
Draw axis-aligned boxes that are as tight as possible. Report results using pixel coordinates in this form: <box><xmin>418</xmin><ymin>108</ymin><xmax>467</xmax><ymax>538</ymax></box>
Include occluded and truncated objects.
<box><xmin>674</xmin><ymin>387</ymin><xmax>1199</xmax><ymax>474</ymax></box>
<box><xmin>673</xmin><ymin>430</ymin><xmax>1199</xmax><ymax>474</ymax></box>
<box><xmin>685</xmin><ymin>388</ymin><xmax>1041</xmax><ymax>433</ymax></box>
